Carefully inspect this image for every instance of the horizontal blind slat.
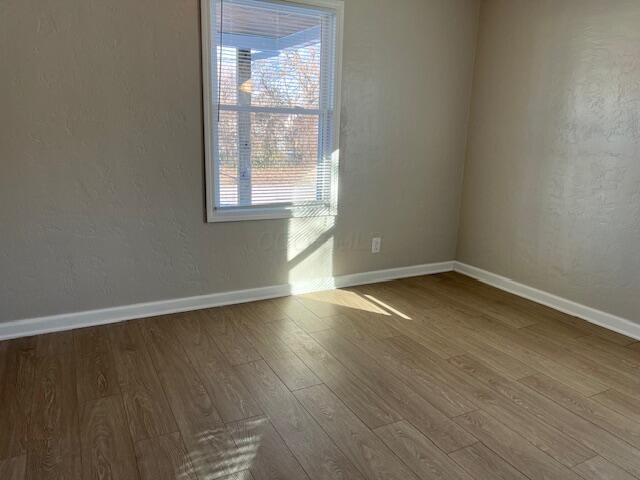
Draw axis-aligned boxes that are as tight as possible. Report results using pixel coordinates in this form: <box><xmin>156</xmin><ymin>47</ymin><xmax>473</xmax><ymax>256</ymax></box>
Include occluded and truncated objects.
<box><xmin>219</xmin><ymin>104</ymin><xmax>323</xmax><ymax>115</ymax></box>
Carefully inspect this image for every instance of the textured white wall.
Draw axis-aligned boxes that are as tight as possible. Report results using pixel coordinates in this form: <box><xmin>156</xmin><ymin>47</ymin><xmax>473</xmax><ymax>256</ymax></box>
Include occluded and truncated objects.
<box><xmin>0</xmin><ymin>0</ymin><xmax>480</xmax><ymax>321</ymax></box>
<box><xmin>458</xmin><ymin>0</ymin><xmax>640</xmax><ymax>322</ymax></box>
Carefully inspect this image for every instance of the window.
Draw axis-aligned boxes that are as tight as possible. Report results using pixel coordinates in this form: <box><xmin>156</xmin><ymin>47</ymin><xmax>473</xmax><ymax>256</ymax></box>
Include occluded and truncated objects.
<box><xmin>202</xmin><ymin>0</ymin><xmax>343</xmax><ymax>222</ymax></box>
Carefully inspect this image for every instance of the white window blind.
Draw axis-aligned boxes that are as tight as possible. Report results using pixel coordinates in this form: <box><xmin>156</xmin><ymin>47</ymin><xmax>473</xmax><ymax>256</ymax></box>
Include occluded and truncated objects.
<box><xmin>203</xmin><ymin>0</ymin><xmax>342</xmax><ymax>221</ymax></box>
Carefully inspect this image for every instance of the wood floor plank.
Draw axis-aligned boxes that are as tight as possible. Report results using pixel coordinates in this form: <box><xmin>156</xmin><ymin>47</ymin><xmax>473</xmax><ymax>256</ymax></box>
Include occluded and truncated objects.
<box><xmin>593</xmin><ymin>329</ymin><xmax>638</xmax><ymax>347</ymax></box>
<box><xmin>628</xmin><ymin>342</ymin><xmax>640</xmax><ymax>352</ymax></box>
<box><xmin>235</xmin><ymin>299</ymin><xmax>289</xmax><ymax>323</ymax></box>
<box><xmin>374</xmin><ymin>421</ymin><xmax>472</xmax><ymax>480</ymax></box>
<box><xmin>592</xmin><ymin>389</ymin><xmax>640</xmax><ymax>423</ymax></box>
<box><xmin>140</xmin><ymin>317</ymin><xmax>222</xmax><ymax>433</ymax></box>
<box><xmin>27</xmin><ymin>352</ymin><xmax>80</xmax><ymax>479</ymax></box>
<box><xmin>524</xmin><ymin>320</ymin><xmax>590</xmax><ymax>341</ymax></box>
<box><xmin>425</xmin><ymin>307</ymin><xmax>536</xmax><ymax>380</ymax></box>
<box><xmin>311</xmin><ymin>329</ymin><xmax>476</xmax><ymax>453</ymax></box>
<box><xmin>339</xmin><ymin>305</ymin><xmax>401</xmax><ymax>340</ymax></box>
<box><xmin>438</xmin><ymin>272</ymin><xmax>527</xmax><ymax>305</ymax></box>
<box><xmin>406</xmin><ymin>275</ymin><xmax>539</xmax><ymax>329</ymax></box>
<box><xmin>0</xmin><ymin>455</ymin><xmax>26</xmax><ymax>480</ymax></box>
<box><xmin>295</xmin><ymin>384</ymin><xmax>419</xmax><ymax>480</ymax></box>
<box><xmin>546</xmin><ymin>311</ymin><xmax>630</xmax><ymax>340</ymax></box>
<box><xmin>440</xmin><ymin>271</ymin><xmax>563</xmax><ymax>316</ymax></box>
<box><xmin>76</xmin><ymin>349</ymin><xmax>118</xmax><ymax>404</ymax></box>
<box><xmin>293</xmin><ymin>293</ymin><xmax>346</xmax><ymax>318</ymax></box>
<box><xmin>440</xmin><ymin>273</ymin><xmax>580</xmax><ymax>330</ymax></box>
<box><xmin>576</xmin><ymin>334</ymin><xmax>640</xmax><ymax>363</ymax></box>
<box><xmin>355</xmin><ymin>282</ymin><xmax>449</xmax><ymax>333</ymax></box>
<box><xmin>375</xmin><ymin>307</ymin><xmax>465</xmax><ymax>359</ymax></box>
<box><xmin>0</xmin><ymin>340</ymin><xmax>8</xmax><ymax>385</ymax></box>
<box><xmin>201</xmin><ymin>308</ymin><xmax>263</xmax><ymax>366</ymax></box>
<box><xmin>167</xmin><ymin>311</ymin><xmax>262</xmax><ymax>422</ymax></box>
<box><xmin>80</xmin><ymin>395</ymin><xmax>139</xmax><ymax>480</ymax></box>
<box><xmin>449</xmin><ymin>443</ymin><xmax>527</xmax><ymax>480</ymax></box>
<box><xmin>234</xmin><ymin>360</ymin><xmax>366</xmax><ymax>480</ymax></box>
<box><xmin>296</xmin><ymin>288</ymin><xmax>388</xmax><ymax>318</ymax></box>
<box><xmin>0</xmin><ymin>338</ymin><xmax>37</xmax><ymax>460</ymax></box>
<box><xmin>219</xmin><ymin>471</ymin><xmax>255</xmax><ymax>480</ymax></box>
<box><xmin>573</xmin><ymin>456</ymin><xmax>637</xmax><ymax>480</ymax></box>
<box><xmin>108</xmin><ymin>322</ymin><xmax>178</xmax><ymax>442</ymax></box>
<box><xmin>448</xmin><ymin>355</ymin><xmax>596</xmax><ymax>467</ymax></box>
<box><xmin>572</xmin><ymin>335</ymin><xmax>640</xmax><ymax>373</ymax></box>
<box><xmin>436</xmin><ymin>348</ymin><xmax>640</xmax><ymax>478</ymax></box>
<box><xmin>522</xmin><ymin>327</ymin><xmax>640</xmax><ymax>397</ymax></box>
<box><xmin>184</xmin><ymin>425</ymin><xmax>249</xmax><ymax>480</ymax></box>
<box><xmin>371</xmin><ymin>280</ymin><xmax>458</xmax><ymax>318</ymax></box>
<box><xmin>384</xmin><ymin>333</ymin><xmax>491</xmax><ymax>405</ymax></box>
<box><xmin>140</xmin><ymin>317</ymin><xmax>246</xmax><ymax>479</ymax></box>
<box><xmin>558</xmin><ymin>349</ymin><xmax>640</xmax><ymax>398</ymax></box>
<box><xmin>529</xmin><ymin>406</ymin><xmax>640</xmax><ymax>479</ymax></box>
<box><xmin>454</xmin><ymin>410</ymin><xmax>583</xmax><ymax>480</ymax></box>
<box><xmin>383</xmin><ymin>335</ymin><xmax>564</xmax><ymax>465</ymax></box>
<box><xmin>35</xmin><ymin>331</ymin><xmax>74</xmax><ymax>358</ymax></box>
<box><xmin>449</xmin><ymin>314</ymin><xmax>609</xmax><ymax>396</ymax></box>
<box><xmin>331</xmin><ymin>319</ymin><xmax>476</xmax><ymax>418</ymax></box>
<box><xmin>290</xmin><ymin>312</ymin><xmax>343</xmax><ymax>334</ymax></box>
<box><xmin>427</xmin><ymin>312</ymin><xmax>545</xmax><ymax>382</ymax></box>
<box><xmin>357</xmin><ymin>282</ymin><xmax>445</xmax><ymax>316</ymax></box>
<box><xmin>520</xmin><ymin>374</ymin><xmax>640</xmax><ymax>450</ymax></box>
<box><xmin>135</xmin><ymin>432</ymin><xmax>197</xmax><ymax>480</ymax></box>
<box><xmin>272</xmin><ymin>321</ymin><xmax>403</xmax><ymax>429</ymax></box>
<box><xmin>26</xmin><ymin>449</ymin><xmax>81</xmax><ymax>480</ymax></box>
<box><xmin>385</xmin><ymin>331</ymin><xmax>530</xmax><ymax>408</ymax></box>
<box><xmin>227</xmin><ymin>416</ymin><xmax>310</xmax><ymax>480</ymax></box>
<box><xmin>74</xmin><ymin>326</ymin><xmax>119</xmax><ymax>404</ymax></box>
<box><xmin>232</xmin><ymin>312</ymin><xmax>322</xmax><ymax>391</ymax></box>
<box><xmin>282</xmin><ymin>298</ymin><xmax>342</xmax><ymax>333</ymax></box>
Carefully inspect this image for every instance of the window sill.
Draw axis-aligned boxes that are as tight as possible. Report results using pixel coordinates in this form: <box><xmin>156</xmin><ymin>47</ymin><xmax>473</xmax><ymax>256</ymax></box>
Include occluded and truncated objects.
<box><xmin>207</xmin><ymin>205</ymin><xmax>337</xmax><ymax>223</ymax></box>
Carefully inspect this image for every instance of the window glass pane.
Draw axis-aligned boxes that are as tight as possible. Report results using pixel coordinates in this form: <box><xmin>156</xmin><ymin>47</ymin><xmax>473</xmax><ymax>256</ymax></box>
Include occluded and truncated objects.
<box><xmin>217</xmin><ymin>46</ymin><xmax>238</xmax><ymax>105</ymax></box>
<box><xmin>251</xmin><ymin>44</ymin><xmax>321</xmax><ymax>109</ymax></box>
<box><xmin>251</xmin><ymin>112</ymin><xmax>320</xmax><ymax>205</ymax></box>
<box><xmin>218</xmin><ymin>110</ymin><xmax>239</xmax><ymax>207</ymax></box>
<box><xmin>212</xmin><ymin>0</ymin><xmax>337</xmax><ymax>213</ymax></box>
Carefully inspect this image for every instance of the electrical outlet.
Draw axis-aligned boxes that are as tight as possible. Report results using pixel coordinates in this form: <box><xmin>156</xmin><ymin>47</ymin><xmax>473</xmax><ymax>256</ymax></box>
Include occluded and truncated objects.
<box><xmin>371</xmin><ymin>237</ymin><xmax>382</xmax><ymax>254</ymax></box>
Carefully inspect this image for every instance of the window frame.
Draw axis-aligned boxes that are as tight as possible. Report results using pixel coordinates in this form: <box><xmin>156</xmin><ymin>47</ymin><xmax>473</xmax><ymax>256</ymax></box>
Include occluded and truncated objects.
<box><xmin>201</xmin><ymin>0</ymin><xmax>344</xmax><ymax>223</ymax></box>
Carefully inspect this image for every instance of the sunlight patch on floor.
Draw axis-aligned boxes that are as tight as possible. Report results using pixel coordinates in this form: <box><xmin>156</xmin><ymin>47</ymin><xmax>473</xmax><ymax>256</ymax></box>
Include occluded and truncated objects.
<box><xmin>363</xmin><ymin>294</ymin><xmax>412</xmax><ymax>320</ymax></box>
<box><xmin>299</xmin><ymin>289</ymin><xmax>390</xmax><ymax>315</ymax></box>
<box><xmin>189</xmin><ymin>425</ymin><xmax>262</xmax><ymax>480</ymax></box>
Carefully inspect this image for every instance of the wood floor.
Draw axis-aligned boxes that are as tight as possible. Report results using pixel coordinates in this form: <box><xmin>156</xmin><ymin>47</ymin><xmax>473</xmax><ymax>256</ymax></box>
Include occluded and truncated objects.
<box><xmin>1</xmin><ymin>272</ymin><xmax>639</xmax><ymax>480</ymax></box>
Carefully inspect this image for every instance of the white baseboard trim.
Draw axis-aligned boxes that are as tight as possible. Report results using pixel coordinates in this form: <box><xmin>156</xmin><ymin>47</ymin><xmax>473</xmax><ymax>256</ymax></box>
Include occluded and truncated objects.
<box><xmin>454</xmin><ymin>262</ymin><xmax>640</xmax><ymax>341</ymax></box>
<box><xmin>0</xmin><ymin>261</ymin><xmax>455</xmax><ymax>341</ymax></box>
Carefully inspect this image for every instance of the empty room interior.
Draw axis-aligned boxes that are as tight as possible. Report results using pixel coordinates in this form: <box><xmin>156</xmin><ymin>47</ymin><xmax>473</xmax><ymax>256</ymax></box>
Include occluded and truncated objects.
<box><xmin>2</xmin><ymin>0</ymin><xmax>640</xmax><ymax>478</ymax></box>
